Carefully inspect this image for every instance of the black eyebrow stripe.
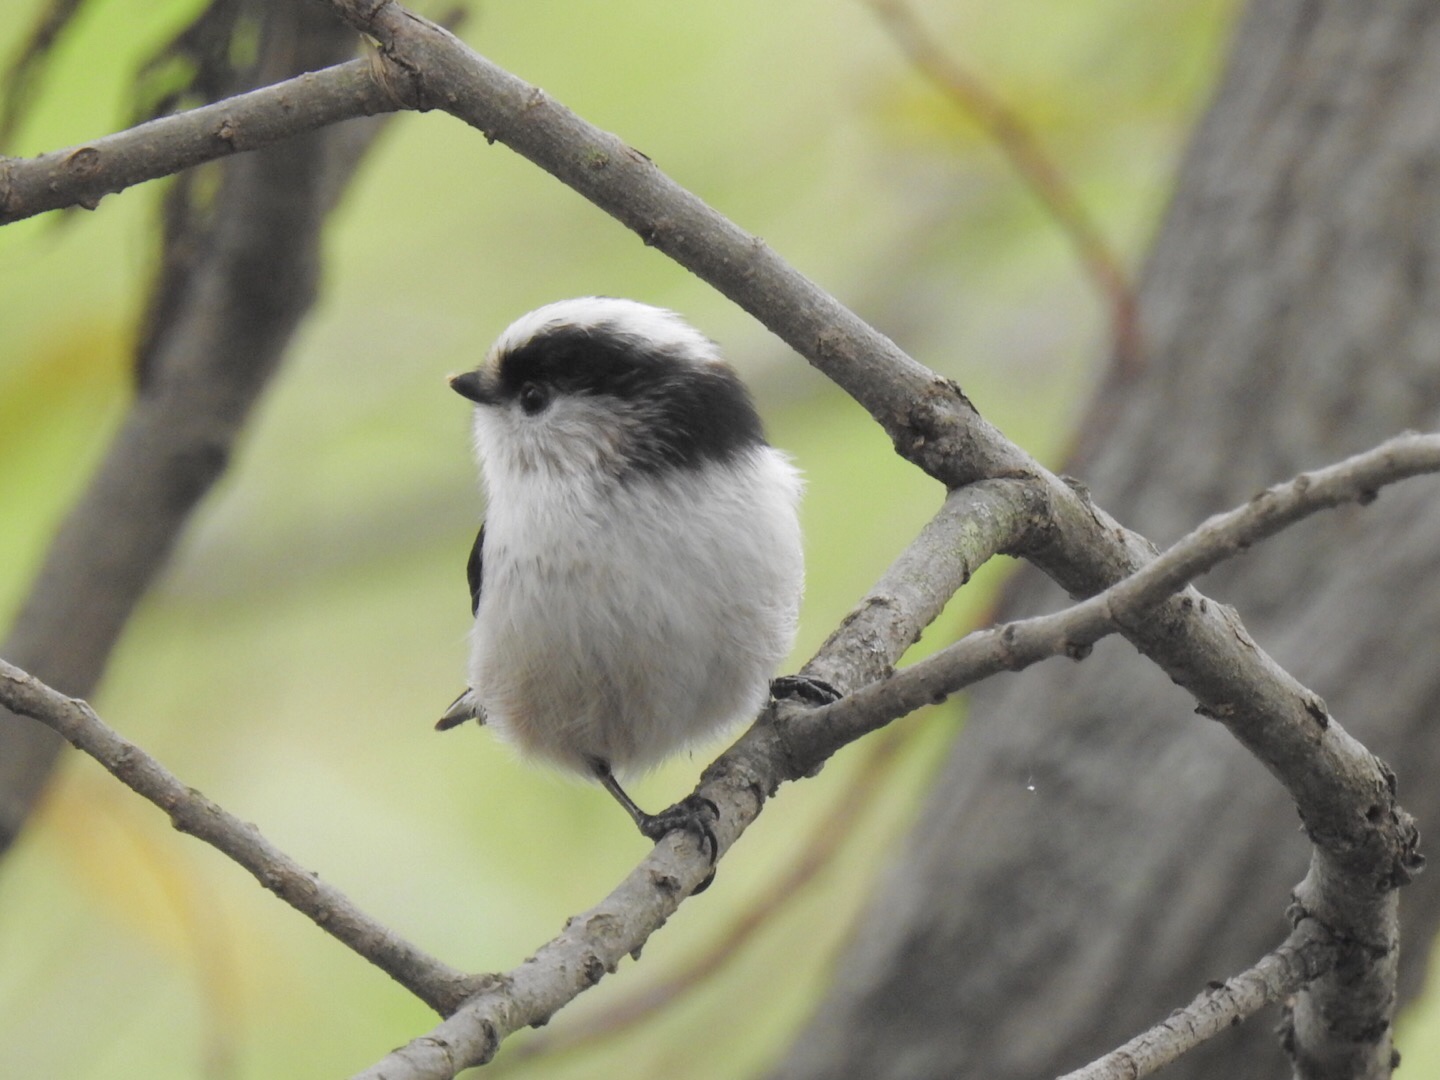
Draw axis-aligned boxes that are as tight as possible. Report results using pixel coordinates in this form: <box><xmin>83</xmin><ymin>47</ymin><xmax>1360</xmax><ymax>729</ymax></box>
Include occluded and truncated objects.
<box><xmin>498</xmin><ymin>323</ymin><xmax>767</xmax><ymax>472</ymax></box>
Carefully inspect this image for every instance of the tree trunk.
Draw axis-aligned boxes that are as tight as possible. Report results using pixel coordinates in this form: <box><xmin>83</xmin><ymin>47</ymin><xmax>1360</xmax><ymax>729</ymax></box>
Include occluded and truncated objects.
<box><xmin>0</xmin><ymin>0</ymin><xmax>374</xmax><ymax>853</ymax></box>
<box><xmin>771</xmin><ymin>1</ymin><xmax>1440</xmax><ymax>1077</ymax></box>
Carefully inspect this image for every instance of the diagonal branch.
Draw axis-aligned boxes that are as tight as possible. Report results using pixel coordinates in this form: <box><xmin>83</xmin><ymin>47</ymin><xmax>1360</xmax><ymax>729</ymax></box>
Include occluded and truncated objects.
<box><xmin>2</xmin><ymin>4</ymin><xmax>1424</xmax><ymax>1075</ymax></box>
<box><xmin>0</xmin><ymin>658</ymin><xmax>487</xmax><ymax>1015</ymax></box>
<box><xmin>1057</xmin><ymin>923</ymin><xmax>1336</xmax><ymax>1080</ymax></box>
<box><xmin>353</xmin><ymin>433</ymin><xmax>1435</xmax><ymax>1077</ymax></box>
<box><xmin>495</xmin><ymin>725</ymin><xmax>914</xmax><ymax>1071</ymax></box>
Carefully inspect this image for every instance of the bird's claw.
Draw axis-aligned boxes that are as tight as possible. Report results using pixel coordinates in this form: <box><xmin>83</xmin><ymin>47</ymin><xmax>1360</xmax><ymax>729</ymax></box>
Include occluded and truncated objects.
<box><xmin>638</xmin><ymin>794</ymin><xmax>721</xmax><ymax>865</ymax></box>
<box><xmin>770</xmin><ymin>674</ymin><xmax>843</xmax><ymax>707</ymax></box>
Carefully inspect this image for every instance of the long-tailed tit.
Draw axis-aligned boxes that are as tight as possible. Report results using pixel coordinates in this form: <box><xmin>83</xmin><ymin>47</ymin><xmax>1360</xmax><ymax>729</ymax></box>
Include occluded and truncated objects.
<box><xmin>438</xmin><ymin>298</ymin><xmax>829</xmax><ymax>857</ymax></box>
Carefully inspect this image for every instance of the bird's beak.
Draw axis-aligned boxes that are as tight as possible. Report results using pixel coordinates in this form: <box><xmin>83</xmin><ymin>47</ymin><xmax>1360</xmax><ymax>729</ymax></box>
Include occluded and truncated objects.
<box><xmin>449</xmin><ymin>369</ymin><xmax>497</xmax><ymax>405</ymax></box>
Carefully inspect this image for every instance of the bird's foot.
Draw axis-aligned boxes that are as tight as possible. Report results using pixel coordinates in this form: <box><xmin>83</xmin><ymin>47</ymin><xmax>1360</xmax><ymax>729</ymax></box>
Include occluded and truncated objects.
<box><xmin>590</xmin><ymin>757</ymin><xmax>721</xmax><ymax>891</ymax></box>
<box><xmin>770</xmin><ymin>674</ymin><xmax>843</xmax><ymax>707</ymax></box>
<box><xmin>636</xmin><ymin>794</ymin><xmax>721</xmax><ymax>865</ymax></box>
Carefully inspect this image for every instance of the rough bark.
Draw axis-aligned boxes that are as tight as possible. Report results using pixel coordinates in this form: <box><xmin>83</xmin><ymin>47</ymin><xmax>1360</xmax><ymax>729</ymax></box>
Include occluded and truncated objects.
<box><xmin>771</xmin><ymin>2</ymin><xmax>1440</xmax><ymax>1078</ymax></box>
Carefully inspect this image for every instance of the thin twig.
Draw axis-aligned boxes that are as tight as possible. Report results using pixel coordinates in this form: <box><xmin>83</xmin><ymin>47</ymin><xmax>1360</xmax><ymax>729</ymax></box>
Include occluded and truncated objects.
<box><xmin>0</xmin><ymin>661</ymin><xmax>488</xmax><ymax>1015</ymax></box>
<box><xmin>1057</xmin><ymin>924</ymin><xmax>1335</xmax><ymax>1080</ymax></box>
<box><xmin>1</xmin><ymin>5</ymin><xmax>1424</xmax><ymax>1074</ymax></box>
<box><xmin>793</xmin><ymin>431</ymin><xmax>1440</xmax><ymax>764</ymax></box>
<box><xmin>867</xmin><ymin>0</ymin><xmax>1142</xmax><ymax>372</ymax></box>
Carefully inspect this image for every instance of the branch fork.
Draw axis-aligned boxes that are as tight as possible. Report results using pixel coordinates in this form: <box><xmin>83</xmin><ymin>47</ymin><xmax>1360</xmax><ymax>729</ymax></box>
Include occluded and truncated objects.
<box><xmin>0</xmin><ymin>2</ymin><xmax>1431</xmax><ymax>1077</ymax></box>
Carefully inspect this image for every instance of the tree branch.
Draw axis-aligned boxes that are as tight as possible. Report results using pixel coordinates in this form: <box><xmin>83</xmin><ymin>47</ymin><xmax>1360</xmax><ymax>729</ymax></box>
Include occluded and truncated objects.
<box><xmin>0</xmin><ymin>56</ymin><xmax>401</xmax><ymax>224</ymax></box>
<box><xmin>3</xmin><ymin>4</ymin><xmax>1424</xmax><ymax>1074</ymax></box>
<box><xmin>794</xmin><ymin>431</ymin><xmax>1440</xmax><ymax>762</ymax></box>
<box><xmin>1058</xmin><ymin>924</ymin><xmax>1336</xmax><ymax>1080</ymax></box>
<box><xmin>0</xmin><ymin>658</ymin><xmax>486</xmax><ymax>1015</ymax></box>
<box><xmin>495</xmin><ymin>726</ymin><xmax>914</xmax><ymax>1070</ymax></box>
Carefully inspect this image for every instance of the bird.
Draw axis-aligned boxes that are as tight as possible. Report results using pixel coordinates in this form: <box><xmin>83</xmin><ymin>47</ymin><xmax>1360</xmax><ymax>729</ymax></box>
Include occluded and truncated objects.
<box><xmin>437</xmin><ymin>297</ymin><xmax>827</xmax><ymax>859</ymax></box>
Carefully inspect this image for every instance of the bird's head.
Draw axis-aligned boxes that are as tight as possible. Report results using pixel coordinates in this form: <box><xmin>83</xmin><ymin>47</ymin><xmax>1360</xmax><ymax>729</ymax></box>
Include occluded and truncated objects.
<box><xmin>451</xmin><ymin>298</ymin><xmax>767</xmax><ymax>484</ymax></box>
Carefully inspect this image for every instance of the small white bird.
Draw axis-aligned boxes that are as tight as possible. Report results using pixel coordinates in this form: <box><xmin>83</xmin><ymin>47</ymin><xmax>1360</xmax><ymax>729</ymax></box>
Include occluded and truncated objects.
<box><xmin>439</xmin><ymin>298</ymin><xmax>827</xmax><ymax>856</ymax></box>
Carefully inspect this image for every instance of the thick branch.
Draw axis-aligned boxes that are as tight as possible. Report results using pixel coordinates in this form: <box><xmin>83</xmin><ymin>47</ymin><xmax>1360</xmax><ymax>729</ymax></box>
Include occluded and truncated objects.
<box><xmin>350</xmin><ymin>481</ymin><xmax>1042</xmax><ymax>1078</ymax></box>
<box><xmin>1286</xmin><ymin>859</ymin><xmax>1403</xmax><ymax>1080</ymax></box>
<box><xmin>793</xmin><ymin>431</ymin><xmax>1440</xmax><ymax>763</ymax></box>
<box><xmin>0</xmin><ymin>659</ymin><xmax>485</xmax><ymax>1015</ymax></box>
<box><xmin>2</xmin><ymin>5</ymin><xmax>1422</xmax><ymax>1074</ymax></box>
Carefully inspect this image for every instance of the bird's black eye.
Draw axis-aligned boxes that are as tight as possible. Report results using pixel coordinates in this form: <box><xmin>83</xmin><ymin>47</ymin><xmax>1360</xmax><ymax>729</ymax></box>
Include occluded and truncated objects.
<box><xmin>518</xmin><ymin>382</ymin><xmax>550</xmax><ymax>415</ymax></box>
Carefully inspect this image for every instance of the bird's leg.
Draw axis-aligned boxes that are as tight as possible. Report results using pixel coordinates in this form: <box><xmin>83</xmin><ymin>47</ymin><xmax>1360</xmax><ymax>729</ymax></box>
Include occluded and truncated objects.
<box><xmin>770</xmin><ymin>673</ymin><xmax>843</xmax><ymax>707</ymax></box>
<box><xmin>588</xmin><ymin>757</ymin><xmax>720</xmax><ymax>864</ymax></box>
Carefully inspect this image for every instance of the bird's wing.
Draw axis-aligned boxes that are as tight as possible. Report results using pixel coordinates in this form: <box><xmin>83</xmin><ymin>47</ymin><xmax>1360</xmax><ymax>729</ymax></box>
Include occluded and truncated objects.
<box><xmin>435</xmin><ymin>524</ymin><xmax>488</xmax><ymax>732</ymax></box>
<box><xmin>467</xmin><ymin>522</ymin><xmax>484</xmax><ymax>616</ymax></box>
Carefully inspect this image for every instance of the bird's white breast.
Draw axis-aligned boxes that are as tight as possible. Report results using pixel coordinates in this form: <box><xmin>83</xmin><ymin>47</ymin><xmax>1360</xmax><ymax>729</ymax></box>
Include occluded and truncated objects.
<box><xmin>468</xmin><ymin>436</ymin><xmax>804</xmax><ymax>778</ymax></box>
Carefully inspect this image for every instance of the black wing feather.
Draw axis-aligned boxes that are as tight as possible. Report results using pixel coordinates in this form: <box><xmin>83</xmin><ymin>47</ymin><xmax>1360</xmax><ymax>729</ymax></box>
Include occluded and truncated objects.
<box><xmin>467</xmin><ymin>523</ymin><xmax>484</xmax><ymax>616</ymax></box>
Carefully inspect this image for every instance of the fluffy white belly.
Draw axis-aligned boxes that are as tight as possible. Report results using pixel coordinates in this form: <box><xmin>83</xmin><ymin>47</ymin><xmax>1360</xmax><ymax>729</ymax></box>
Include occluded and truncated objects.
<box><xmin>469</xmin><ymin>449</ymin><xmax>803</xmax><ymax>777</ymax></box>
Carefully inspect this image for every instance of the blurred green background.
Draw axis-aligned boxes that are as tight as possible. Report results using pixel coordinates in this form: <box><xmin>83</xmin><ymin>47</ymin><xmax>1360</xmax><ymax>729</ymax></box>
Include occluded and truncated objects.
<box><xmin>4</xmin><ymin>1</ymin><xmax>1438</xmax><ymax>1077</ymax></box>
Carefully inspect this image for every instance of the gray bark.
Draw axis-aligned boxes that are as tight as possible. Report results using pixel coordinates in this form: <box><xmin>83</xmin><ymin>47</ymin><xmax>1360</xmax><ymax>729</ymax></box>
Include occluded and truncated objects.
<box><xmin>771</xmin><ymin>2</ymin><xmax>1440</xmax><ymax>1078</ymax></box>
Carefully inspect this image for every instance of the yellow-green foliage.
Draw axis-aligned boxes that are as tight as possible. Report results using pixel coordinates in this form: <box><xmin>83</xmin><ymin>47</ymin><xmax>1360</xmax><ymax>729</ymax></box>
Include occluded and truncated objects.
<box><xmin>23</xmin><ymin>4</ymin><xmax>1431</xmax><ymax>1080</ymax></box>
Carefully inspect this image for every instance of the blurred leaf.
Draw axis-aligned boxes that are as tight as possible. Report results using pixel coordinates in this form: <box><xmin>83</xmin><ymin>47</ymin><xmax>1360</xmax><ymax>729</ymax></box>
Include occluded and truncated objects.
<box><xmin>47</xmin><ymin>776</ymin><xmax>242</xmax><ymax>1079</ymax></box>
<box><xmin>0</xmin><ymin>2</ymin><xmax>1329</xmax><ymax>1078</ymax></box>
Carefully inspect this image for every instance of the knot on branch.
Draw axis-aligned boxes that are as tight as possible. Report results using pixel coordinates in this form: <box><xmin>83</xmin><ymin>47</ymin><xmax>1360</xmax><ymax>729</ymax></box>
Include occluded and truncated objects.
<box><xmin>1386</xmin><ymin>811</ymin><xmax>1424</xmax><ymax>888</ymax></box>
<box><xmin>336</xmin><ymin>0</ymin><xmax>395</xmax><ymax>30</ymax></box>
<box><xmin>436</xmin><ymin>973</ymin><xmax>507</xmax><ymax>1018</ymax></box>
<box><xmin>367</xmin><ymin>40</ymin><xmax>431</xmax><ymax>112</ymax></box>
<box><xmin>892</xmin><ymin>378</ymin><xmax>978</xmax><ymax>475</ymax></box>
